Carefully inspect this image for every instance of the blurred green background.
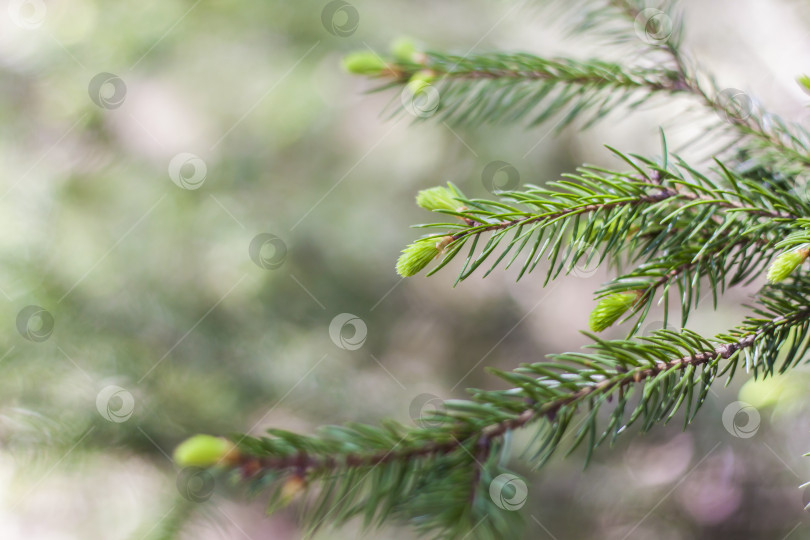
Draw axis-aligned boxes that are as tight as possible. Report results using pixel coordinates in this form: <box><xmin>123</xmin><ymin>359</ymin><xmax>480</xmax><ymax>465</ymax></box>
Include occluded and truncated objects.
<box><xmin>2</xmin><ymin>0</ymin><xmax>810</xmax><ymax>538</ymax></box>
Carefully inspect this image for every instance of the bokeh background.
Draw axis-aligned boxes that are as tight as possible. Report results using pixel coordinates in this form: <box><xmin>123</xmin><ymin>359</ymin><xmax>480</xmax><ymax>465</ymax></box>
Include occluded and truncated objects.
<box><xmin>1</xmin><ymin>0</ymin><xmax>810</xmax><ymax>538</ymax></box>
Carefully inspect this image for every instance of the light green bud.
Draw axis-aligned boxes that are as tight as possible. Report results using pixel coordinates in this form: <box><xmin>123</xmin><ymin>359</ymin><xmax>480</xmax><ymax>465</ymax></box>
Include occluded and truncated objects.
<box><xmin>173</xmin><ymin>435</ymin><xmax>239</xmax><ymax>468</ymax></box>
<box><xmin>407</xmin><ymin>69</ymin><xmax>436</xmax><ymax>93</ymax></box>
<box><xmin>396</xmin><ymin>236</ymin><xmax>451</xmax><ymax>277</ymax></box>
<box><xmin>416</xmin><ymin>183</ymin><xmax>464</xmax><ymax>212</ymax></box>
<box><xmin>767</xmin><ymin>248</ymin><xmax>809</xmax><ymax>283</ymax></box>
<box><xmin>342</xmin><ymin>51</ymin><xmax>388</xmax><ymax>75</ymax></box>
<box><xmin>391</xmin><ymin>37</ymin><xmax>418</xmax><ymax>63</ymax></box>
<box><xmin>798</xmin><ymin>75</ymin><xmax>810</xmax><ymax>95</ymax></box>
<box><xmin>588</xmin><ymin>292</ymin><xmax>640</xmax><ymax>332</ymax></box>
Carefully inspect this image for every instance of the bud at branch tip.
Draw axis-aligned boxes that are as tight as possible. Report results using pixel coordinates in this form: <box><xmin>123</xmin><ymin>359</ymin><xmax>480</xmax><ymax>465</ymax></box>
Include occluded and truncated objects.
<box><xmin>173</xmin><ymin>434</ymin><xmax>240</xmax><ymax>468</ymax></box>
<box><xmin>588</xmin><ymin>291</ymin><xmax>642</xmax><ymax>332</ymax></box>
<box><xmin>342</xmin><ymin>51</ymin><xmax>389</xmax><ymax>75</ymax></box>
<box><xmin>767</xmin><ymin>247</ymin><xmax>810</xmax><ymax>283</ymax></box>
<box><xmin>415</xmin><ymin>183</ymin><xmax>465</xmax><ymax>213</ymax></box>
<box><xmin>396</xmin><ymin>236</ymin><xmax>453</xmax><ymax>277</ymax></box>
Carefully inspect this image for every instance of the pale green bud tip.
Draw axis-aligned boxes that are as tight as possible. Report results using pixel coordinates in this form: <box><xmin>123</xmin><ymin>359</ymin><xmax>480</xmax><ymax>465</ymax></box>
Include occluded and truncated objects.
<box><xmin>798</xmin><ymin>75</ymin><xmax>810</xmax><ymax>95</ymax></box>
<box><xmin>173</xmin><ymin>435</ymin><xmax>239</xmax><ymax>468</ymax></box>
<box><xmin>415</xmin><ymin>184</ymin><xmax>462</xmax><ymax>212</ymax></box>
<box><xmin>342</xmin><ymin>51</ymin><xmax>388</xmax><ymax>75</ymax></box>
<box><xmin>588</xmin><ymin>292</ymin><xmax>640</xmax><ymax>332</ymax></box>
<box><xmin>396</xmin><ymin>236</ymin><xmax>451</xmax><ymax>277</ymax></box>
<box><xmin>406</xmin><ymin>70</ymin><xmax>437</xmax><ymax>97</ymax></box>
<box><xmin>767</xmin><ymin>248</ymin><xmax>809</xmax><ymax>283</ymax></box>
<box><xmin>391</xmin><ymin>37</ymin><xmax>417</xmax><ymax>62</ymax></box>
<box><xmin>409</xmin><ymin>69</ymin><xmax>436</xmax><ymax>85</ymax></box>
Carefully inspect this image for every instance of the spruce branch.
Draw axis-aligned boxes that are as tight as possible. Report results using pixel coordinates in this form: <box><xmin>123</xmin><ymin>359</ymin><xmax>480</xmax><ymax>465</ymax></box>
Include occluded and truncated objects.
<box><xmin>546</xmin><ymin>0</ymin><xmax>810</xmax><ymax>173</ymax></box>
<box><xmin>658</xmin><ymin>33</ymin><xmax>810</xmax><ymax>175</ymax></box>
<box><xmin>363</xmin><ymin>50</ymin><xmax>686</xmax><ymax>130</ymax></box>
<box><xmin>397</xmin><ymin>148</ymin><xmax>803</xmax><ymax>297</ymax></box>
<box><xmin>176</xmin><ymin>282</ymin><xmax>810</xmax><ymax>538</ymax></box>
<box><xmin>597</xmin><ymin>225</ymin><xmax>780</xmax><ymax>332</ymax></box>
<box><xmin>238</xmin><ymin>284</ymin><xmax>810</xmax><ymax>470</ymax></box>
<box><xmin>347</xmin><ymin>0</ymin><xmax>810</xmax><ymax>176</ymax></box>
<box><xmin>528</xmin><ymin>0</ymin><xmax>684</xmax><ymax>49</ymax></box>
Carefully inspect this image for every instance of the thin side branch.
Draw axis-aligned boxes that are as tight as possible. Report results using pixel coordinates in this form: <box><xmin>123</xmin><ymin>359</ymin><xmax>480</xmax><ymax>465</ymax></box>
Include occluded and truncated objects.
<box><xmin>233</xmin><ymin>305</ymin><xmax>810</xmax><ymax>479</ymax></box>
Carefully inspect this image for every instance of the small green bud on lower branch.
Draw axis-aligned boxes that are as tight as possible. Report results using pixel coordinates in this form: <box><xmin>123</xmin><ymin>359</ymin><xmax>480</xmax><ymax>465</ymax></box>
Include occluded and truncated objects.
<box><xmin>396</xmin><ymin>236</ymin><xmax>452</xmax><ymax>277</ymax></box>
<box><xmin>409</xmin><ymin>69</ymin><xmax>436</xmax><ymax>85</ymax></box>
<box><xmin>588</xmin><ymin>291</ymin><xmax>641</xmax><ymax>332</ymax></box>
<box><xmin>767</xmin><ymin>247</ymin><xmax>810</xmax><ymax>283</ymax></box>
<box><xmin>173</xmin><ymin>435</ymin><xmax>240</xmax><ymax>468</ymax></box>
<box><xmin>342</xmin><ymin>51</ymin><xmax>388</xmax><ymax>75</ymax></box>
<box><xmin>406</xmin><ymin>69</ymin><xmax>437</xmax><ymax>96</ymax></box>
